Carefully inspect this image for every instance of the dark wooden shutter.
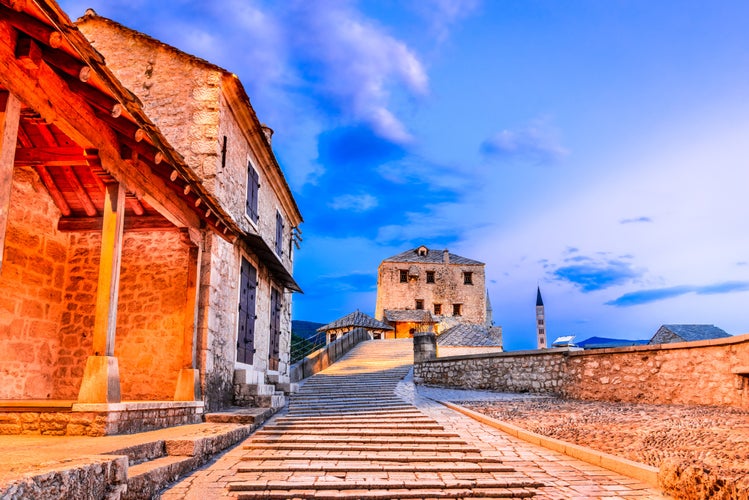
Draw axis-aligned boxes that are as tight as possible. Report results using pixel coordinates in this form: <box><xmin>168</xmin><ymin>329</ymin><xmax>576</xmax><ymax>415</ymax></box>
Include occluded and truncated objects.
<box><xmin>275</xmin><ymin>210</ymin><xmax>284</xmax><ymax>256</ymax></box>
<box><xmin>246</xmin><ymin>163</ymin><xmax>259</xmax><ymax>223</ymax></box>
<box><xmin>237</xmin><ymin>258</ymin><xmax>257</xmax><ymax>364</ymax></box>
<box><xmin>268</xmin><ymin>287</ymin><xmax>281</xmax><ymax>370</ymax></box>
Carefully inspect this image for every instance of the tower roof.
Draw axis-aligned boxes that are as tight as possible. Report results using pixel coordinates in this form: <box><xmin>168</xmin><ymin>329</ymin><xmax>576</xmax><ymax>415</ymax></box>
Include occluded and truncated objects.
<box><xmin>536</xmin><ymin>286</ymin><xmax>544</xmax><ymax>306</ymax></box>
<box><xmin>382</xmin><ymin>246</ymin><xmax>483</xmax><ymax>265</ymax></box>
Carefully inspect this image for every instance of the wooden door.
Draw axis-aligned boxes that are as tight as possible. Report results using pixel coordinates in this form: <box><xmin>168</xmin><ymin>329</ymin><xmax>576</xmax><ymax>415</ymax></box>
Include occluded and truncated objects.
<box><xmin>237</xmin><ymin>258</ymin><xmax>257</xmax><ymax>364</ymax></box>
<box><xmin>269</xmin><ymin>287</ymin><xmax>281</xmax><ymax>370</ymax></box>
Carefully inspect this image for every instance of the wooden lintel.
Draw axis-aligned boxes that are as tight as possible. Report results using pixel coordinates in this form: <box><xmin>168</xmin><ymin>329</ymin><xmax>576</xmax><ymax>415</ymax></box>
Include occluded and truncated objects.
<box><xmin>0</xmin><ymin>3</ymin><xmax>62</xmax><ymax>49</ymax></box>
<box><xmin>14</xmin><ymin>146</ymin><xmax>98</xmax><ymax>166</ymax></box>
<box><xmin>34</xmin><ymin>165</ymin><xmax>72</xmax><ymax>216</ymax></box>
<box><xmin>61</xmin><ymin>165</ymin><xmax>97</xmax><ymax>216</ymax></box>
<box><xmin>58</xmin><ymin>215</ymin><xmax>175</xmax><ymax>232</ymax></box>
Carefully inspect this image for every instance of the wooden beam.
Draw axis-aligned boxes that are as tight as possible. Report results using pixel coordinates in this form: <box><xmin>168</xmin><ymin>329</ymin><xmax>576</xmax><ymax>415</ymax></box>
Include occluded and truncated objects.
<box><xmin>61</xmin><ymin>165</ymin><xmax>97</xmax><ymax>216</ymax></box>
<box><xmin>14</xmin><ymin>146</ymin><xmax>98</xmax><ymax>166</ymax></box>
<box><xmin>0</xmin><ymin>3</ymin><xmax>62</xmax><ymax>49</ymax></box>
<box><xmin>0</xmin><ymin>89</ymin><xmax>20</xmax><ymax>272</ymax></box>
<box><xmin>0</xmin><ymin>21</ymin><xmax>200</xmax><ymax>229</ymax></box>
<box><xmin>182</xmin><ymin>245</ymin><xmax>201</xmax><ymax>368</ymax></box>
<box><xmin>58</xmin><ymin>215</ymin><xmax>174</xmax><ymax>232</ymax></box>
<box><xmin>41</xmin><ymin>44</ymin><xmax>90</xmax><ymax>82</ymax></box>
<box><xmin>126</xmin><ymin>193</ymin><xmax>145</xmax><ymax>216</ymax></box>
<box><xmin>93</xmin><ymin>108</ymin><xmax>145</xmax><ymax>143</ymax></box>
<box><xmin>58</xmin><ymin>68</ymin><xmax>122</xmax><ymax>118</ymax></box>
<box><xmin>34</xmin><ymin>165</ymin><xmax>71</xmax><ymax>216</ymax></box>
<box><xmin>15</xmin><ymin>34</ymin><xmax>41</xmax><ymax>70</ymax></box>
<box><xmin>92</xmin><ymin>182</ymin><xmax>125</xmax><ymax>357</ymax></box>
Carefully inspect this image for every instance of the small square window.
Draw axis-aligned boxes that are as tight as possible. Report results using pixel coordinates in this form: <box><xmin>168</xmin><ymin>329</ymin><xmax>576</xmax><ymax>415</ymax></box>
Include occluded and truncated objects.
<box><xmin>426</xmin><ymin>271</ymin><xmax>435</xmax><ymax>283</ymax></box>
<box><xmin>399</xmin><ymin>270</ymin><xmax>408</xmax><ymax>283</ymax></box>
<box><xmin>463</xmin><ymin>272</ymin><xmax>473</xmax><ymax>285</ymax></box>
<box><xmin>453</xmin><ymin>303</ymin><xmax>462</xmax><ymax>316</ymax></box>
<box><xmin>433</xmin><ymin>303</ymin><xmax>442</xmax><ymax>315</ymax></box>
<box><xmin>415</xmin><ymin>299</ymin><xmax>424</xmax><ymax>310</ymax></box>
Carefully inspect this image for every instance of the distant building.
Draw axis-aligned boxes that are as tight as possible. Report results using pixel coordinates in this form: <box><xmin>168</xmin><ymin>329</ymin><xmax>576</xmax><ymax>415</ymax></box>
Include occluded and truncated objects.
<box><xmin>536</xmin><ymin>286</ymin><xmax>547</xmax><ymax>349</ymax></box>
<box><xmin>649</xmin><ymin>324</ymin><xmax>731</xmax><ymax>345</ymax></box>
<box><xmin>375</xmin><ymin>245</ymin><xmax>489</xmax><ymax>338</ymax></box>
<box><xmin>317</xmin><ymin>311</ymin><xmax>394</xmax><ymax>344</ymax></box>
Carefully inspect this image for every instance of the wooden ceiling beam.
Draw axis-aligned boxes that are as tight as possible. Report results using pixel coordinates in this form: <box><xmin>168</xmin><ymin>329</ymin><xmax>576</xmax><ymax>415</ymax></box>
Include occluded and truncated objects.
<box><xmin>0</xmin><ymin>21</ymin><xmax>201</xmax><ymax>228</ymax></box>
<box><xmin>34</xmin><ymin>165</ymin><xmax>71</xmax><ymax>216</ymax></box>
<box><xmin>58</xmin><ymin>68</ymin><xmax>122</xmax><ymax>118</ymax></box>
<box><xmin>14</xmin><ymin>146</ymin><xmax>98</xmax><ymax>166</ymax></box>
<box><xmin>58</xmin><ymin>215</ymin><xmax>175</xmax><ymax>232</ymax></box>
<box><xmin>0</xmin><ymin>2</ymin><xmax>62</xmax><ymax>50</ymax></box>
<box><xmin>61</xmin><ymin>165</ymin><xmax>97</xmax><ymax>216</ymax></box>
<box><xmin>41</xmin><ymin>43</ymin><xmax>91</xmax><ymax>82</ymax></box>
<box><xmin>93</xmin><ymin>108</ymin><xmax>145</xmax><ymax>143</ymax></box>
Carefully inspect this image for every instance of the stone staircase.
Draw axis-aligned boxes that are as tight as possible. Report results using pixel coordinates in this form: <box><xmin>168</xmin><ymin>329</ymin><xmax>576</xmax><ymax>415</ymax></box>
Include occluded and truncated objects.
<box><xmin>233</xmin><ymin>369</ymin><xmax>289</xmax><ymax>409</ymax></box>
<box><xmin>226</xmin><ymin>339</ymin><xmax>544</xmax><ymax>498</ymax></box>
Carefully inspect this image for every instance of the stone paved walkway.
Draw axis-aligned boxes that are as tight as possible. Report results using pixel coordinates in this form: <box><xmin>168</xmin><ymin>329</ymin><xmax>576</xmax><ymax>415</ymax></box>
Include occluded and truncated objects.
<box><xmin>161</xmin><ymin>340</ymin><xmax>668</xmax><ymax>499</ymax></box>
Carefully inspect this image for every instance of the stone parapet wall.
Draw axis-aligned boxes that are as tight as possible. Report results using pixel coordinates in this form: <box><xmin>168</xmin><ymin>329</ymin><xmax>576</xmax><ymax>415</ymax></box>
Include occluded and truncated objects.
<box><xmin>289</xmin><ymin>328</ymin><xmax>371</xmax><ymax>382</ymax></box>
<box><xmin>416</xmin><ymin>334</ymin><xmax>749</xmax><ymax>407</ymax></box>
<box><xmin>0</xmin><ymin>402</ymin><xmax>204</xmax><ymax>436</ymax></box>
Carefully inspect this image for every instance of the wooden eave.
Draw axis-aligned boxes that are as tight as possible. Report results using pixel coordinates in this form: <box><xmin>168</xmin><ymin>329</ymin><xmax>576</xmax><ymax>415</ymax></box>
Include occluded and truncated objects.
<box><xmin>0</xmin><ymin>0</ymin><xmax>241</xmax><ymax>240</ymax></box>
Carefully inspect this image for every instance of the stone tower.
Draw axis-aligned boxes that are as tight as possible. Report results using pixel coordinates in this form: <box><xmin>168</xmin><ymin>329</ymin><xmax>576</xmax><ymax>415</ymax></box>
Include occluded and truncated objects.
<box><xmin>536</xmin><ymin>286</ymin><xmax>547</xmax><ymax>349</ymax></box>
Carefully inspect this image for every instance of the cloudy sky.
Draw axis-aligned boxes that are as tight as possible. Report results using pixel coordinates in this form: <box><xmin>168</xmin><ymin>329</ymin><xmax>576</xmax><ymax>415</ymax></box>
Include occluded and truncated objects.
<box><xmin>60</xmin><ymin>0</ymin><xmax>749</xmax><ymax>350</ymax></box>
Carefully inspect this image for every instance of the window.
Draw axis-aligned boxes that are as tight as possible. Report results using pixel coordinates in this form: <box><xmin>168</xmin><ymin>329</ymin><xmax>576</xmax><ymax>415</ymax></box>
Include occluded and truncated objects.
<box><xmin>415</xmin><ymin>299</ymin><xmax>424</xmax><ymax>310</ymax></box>
<box><xmin>539</xmin><ymin>328</ymin><xmax>545</xmax><ymax>335</ymax></box>
<box><xmin>433</xmin><ymin>303</ymin><xmax>442</xmax><ymax>315</ymax></box>
<box><xmin>373</xmin><ymin>332</ymin><xmax>381</xmax><ymax>340</ymax></box>
<box><xmin>399</xmin><ymin>270</ymin><xmax>408</xmax><ymax>283</ymax></box>
<box><xmin>463</xmin><ymin>272</ymin><xmax>473</xmax><ymax>285</ymax></box>
<box><xmin>538</xmin><ymin>319</ymin><xmax>544</xmax><ymax>325</ymax></box>
<box><xmin>246</xmin><ymin>162</ymin><xmax>259</xmax><ymax>223</ymax></box>
<box><xmin>426</xmin><ymin>271</ymin><xmax>435</xmax><ymax>283</ymax></box>
<box><xmin>275</xmin><ymin>210</ymin><xmax>284</xmax><ymax>256</ymax></box>
<box><xmin>453</xmin><ymin>303</ymin><xmax>462</xmax><ymax>316</ymax></box>
<box><xmin>330</xmin><ymin>333</ymin><xmax>337</xmax><ymax>342</ymax></box>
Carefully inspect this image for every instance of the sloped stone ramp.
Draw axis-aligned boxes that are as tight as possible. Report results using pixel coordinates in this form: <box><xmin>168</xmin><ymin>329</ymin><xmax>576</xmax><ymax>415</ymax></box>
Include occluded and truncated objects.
<box><xmin>227</xmin><ymin>339</ymin><xmax>543</xmax><ymax>499</ymax></box>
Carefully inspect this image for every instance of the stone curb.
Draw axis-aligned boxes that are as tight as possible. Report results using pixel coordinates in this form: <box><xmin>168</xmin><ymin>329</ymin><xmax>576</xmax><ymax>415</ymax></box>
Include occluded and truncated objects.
<box><xmin>438</xmin><ymin>400</ymin><xmax>660</xmax><ymax>489</ymax></box>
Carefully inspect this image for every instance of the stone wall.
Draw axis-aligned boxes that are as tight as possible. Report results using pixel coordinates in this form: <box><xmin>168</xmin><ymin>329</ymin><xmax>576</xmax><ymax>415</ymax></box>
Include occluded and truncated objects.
<box><xmin>0</xmin><ymin>168</ymin><xmax>67</xmax><ymax>399</ymax></box>
<box><xmin>416</xmin><ymin>334</ymin><xmax>749</xmax><ymax>407</ymax></box>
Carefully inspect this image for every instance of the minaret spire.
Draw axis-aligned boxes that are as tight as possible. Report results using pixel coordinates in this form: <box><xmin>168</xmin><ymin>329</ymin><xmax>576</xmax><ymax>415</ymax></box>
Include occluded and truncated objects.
<box><xmin>536</xmin><ymin>286</ymin><xmax>546</xmax><ymax>349</ymax></box>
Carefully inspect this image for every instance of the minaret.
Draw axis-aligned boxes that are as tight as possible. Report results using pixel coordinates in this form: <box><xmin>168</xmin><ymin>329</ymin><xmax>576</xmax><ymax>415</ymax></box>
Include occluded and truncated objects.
<box><xmin>536</xmin><ymin>286</ymin><xmax>547</xmax><ymax>349</ymax></box>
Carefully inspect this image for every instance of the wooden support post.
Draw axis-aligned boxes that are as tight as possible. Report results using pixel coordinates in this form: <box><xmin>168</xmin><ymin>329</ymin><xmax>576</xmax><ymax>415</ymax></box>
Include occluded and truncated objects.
<box><xmin>174</xmin><ymin>241</ymin><xmax>202</xmax><ymax>401</ymax></box>
<box><xmin>0</xmin><ymin>91</ymin><xmax>20</xmax><ymax>273</ymax></box>
<box><xmin>78</xmin><ymin>182</ymin><xmax>125</xmax><ymax>404</ymax></box>
<box><xmin>93</xmin><ymin>182</ymin><xmax>126</xmax><ymax>357</ymax></box>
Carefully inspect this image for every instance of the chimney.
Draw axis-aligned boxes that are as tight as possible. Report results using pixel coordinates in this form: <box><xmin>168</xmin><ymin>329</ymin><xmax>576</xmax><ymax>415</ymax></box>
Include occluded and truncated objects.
<box><xmin>261</xmin><ymin>124</ymin><xmax>274</xmax><ymax>145</ymax></box>
<box><xmin>443</xmin><ymin>249</ymin><xmax>449</xmax><ymax>264</ymax></box>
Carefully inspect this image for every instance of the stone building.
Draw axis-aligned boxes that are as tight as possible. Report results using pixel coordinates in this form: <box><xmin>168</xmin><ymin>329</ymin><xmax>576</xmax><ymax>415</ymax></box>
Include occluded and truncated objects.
<box><xmin>0</xmin><ymin>0</ymin><xmax>301</xmax><ymax>435</ymax></box>
<box><xmin>375</xmin><ymin>245</ymin><xmax>489</xmax><ymax>337</ymax></box>
<box><xmin>317</xmin><ymin>310</ymin><xmax>393</xmax><ymax>344</ymax></box>
<box><xmin>649</xmin><ymin>324</ymin><xmax>730</xmax><ymax>345</ymax></box>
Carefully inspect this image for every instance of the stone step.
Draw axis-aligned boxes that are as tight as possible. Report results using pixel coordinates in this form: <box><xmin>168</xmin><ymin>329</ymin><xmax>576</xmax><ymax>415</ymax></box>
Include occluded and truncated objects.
<box><xmin>254</xmin><ymin>429</ymin><xmax>460</xmax><ymax>437</ymax></box>
<box><xmin>235</xmin><ymin>463</ymin><xmax>516</xmax><ymax>473</ymax></box>
<box><xmin>107</xmin><ymin>440</ymin><xmax>166</xmax><ymax>466</ymax></box>
<box><xmin>273</xmin><ymin>382</ymin><xmax>299</xmax><ymax>394</ymax></box>
<box><xmin>285</xmin><ymin>408</ymin><xmax>420</xmax><ymax>417</ymax></box>
<box><xmin>239</xmin><ymin>453</ymin><xmax>505</xmax><ymax>463</ymax></box>
<box><xmin>234</xmin><ymin>488</ymin><xmax>534</xmax><ymax>499</ymax></box>
<box><xmin>229</xmin><ymin>479</ymin><xmax>540</xmax><ymax>496</ymax></box>
<box><xmin>265</xmin><ymin>423</ymin><xmax>445</xmax><ymax>430</ymax></box>
<box><xmin>273</xmin><ymin>415</ymin><xmax>428</xmax><ymax>423</ymax></box>
<box><xmin>253</xmin><ymin>392</ymin><xmax>286</xmax><ymax>408</ymax></box>
<box><xmin>204</xmin><ymin>407</ymin><xmax>274</xmax><ymax>425</ymax></box>
<box><xmin>124</xmin><ymin>455</ymin><xmax>199</xmax><ymax>500</ymax></box>
<box><xmin>244</xmin><ymin>443</ymin><xmax>483</xmax><ymax>453</ymax></box>
<box><xmin>235</xmin><ymin>383</ymin><xmax>276</xmax><ymax>396</ymax></box>
<box><xmin>247</xmin><ymin>435</ymin><xmax>468</xmax><ymax>445</ymax></box>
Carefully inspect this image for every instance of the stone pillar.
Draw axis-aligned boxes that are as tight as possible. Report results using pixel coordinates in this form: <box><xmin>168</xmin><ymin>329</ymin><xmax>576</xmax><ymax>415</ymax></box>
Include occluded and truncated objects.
<box><xmin>175</xmin><ymin>241</ymin><xmax>202</xmax><ymax>401</ymax></box>
<box><xmin>0</xmin><ymin>91</ymin><xmax>20</xmax><ymax>273</ymax></box>
<box><xmin>78</xmin><ymin>182</ymin><xmax>125</xmax><ymax>404</ymax></box>
<box><xmin>413</xmin><ymin>330</ymin><xmax>437</xmax><ymax>363</ymax></box>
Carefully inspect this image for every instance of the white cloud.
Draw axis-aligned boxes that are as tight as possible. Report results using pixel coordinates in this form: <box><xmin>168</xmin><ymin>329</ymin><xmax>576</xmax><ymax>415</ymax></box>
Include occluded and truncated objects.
<box><xmin>481</xmin><ymin>119</ymin><xmax>570</xmax><ymax>165</ymax></box>
<box><xmin>329</xmin><ymin>194</ymin><xmax>379</xmax><ymax>212</ymax></box>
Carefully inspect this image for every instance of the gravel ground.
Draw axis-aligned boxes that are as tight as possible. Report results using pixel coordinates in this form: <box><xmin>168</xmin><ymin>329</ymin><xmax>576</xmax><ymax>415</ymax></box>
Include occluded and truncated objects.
<box><xmin>455</xmin><ymin>396</ymin><xmax>749</xmax><ymax>495</ymax></box>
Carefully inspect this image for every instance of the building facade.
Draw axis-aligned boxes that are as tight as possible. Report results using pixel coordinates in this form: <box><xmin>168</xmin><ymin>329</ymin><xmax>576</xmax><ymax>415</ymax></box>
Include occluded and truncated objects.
<box><xmin>375</xmin><ymin>245</ymin><xmax>488</xmax><ymax>337</ymax></box>
<box><xmin>0</xmin><ymin>1</ymin><xmax>301</xmax><ymax>435</ymax></box>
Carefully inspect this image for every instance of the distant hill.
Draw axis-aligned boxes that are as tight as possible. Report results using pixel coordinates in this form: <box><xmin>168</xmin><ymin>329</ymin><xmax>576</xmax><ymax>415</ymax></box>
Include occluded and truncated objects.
<box><xmin>292</xmin><ymin>320</ymin><xmax>325</xmax><ymax>341</ymax></box>
<box><xmin>576</xmin><ymin>336</ymin><xmax>649</xmax><ymax>349</ymax></box>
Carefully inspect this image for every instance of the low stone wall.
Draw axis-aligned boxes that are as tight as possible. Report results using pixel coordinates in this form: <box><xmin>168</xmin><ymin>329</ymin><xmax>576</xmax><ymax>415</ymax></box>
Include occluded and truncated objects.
<box><xmin>415</xmin><ymin>333</ymin><xmax>749</xmax><ymax>407</ymax></box>
<box><xmin>289</xmin><ymin>328</ymin><xmax>371</xmax><ymax>382</ymax></box>
<box><xmin>0</xmin><ymin>401</ymin><xmax>204</xmax><ymax>436</ymax></box>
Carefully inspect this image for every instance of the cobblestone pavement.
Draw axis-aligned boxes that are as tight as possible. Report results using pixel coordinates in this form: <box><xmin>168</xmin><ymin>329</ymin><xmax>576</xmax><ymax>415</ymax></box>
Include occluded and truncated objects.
<box><xmin>160</xmin><ymin>340</ymin><xmax>668</xmax><ymax>499</ymax></box>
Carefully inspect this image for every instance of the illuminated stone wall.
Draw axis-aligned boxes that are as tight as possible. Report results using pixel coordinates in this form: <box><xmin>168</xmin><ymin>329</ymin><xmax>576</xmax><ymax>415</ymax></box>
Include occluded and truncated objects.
<box><xmin>415</xmin><ymin>334</ymin><xmax>749</xmax><ymax>407</ymax></box>
<box><xmin>0</xmin><ymin>168</ymin><xmax>67</xmax><ymax>399</ymax></box>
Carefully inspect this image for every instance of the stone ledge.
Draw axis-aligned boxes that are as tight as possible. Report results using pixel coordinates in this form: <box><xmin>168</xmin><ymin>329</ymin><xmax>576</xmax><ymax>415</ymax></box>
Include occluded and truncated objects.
<box><xmin>71</xmin><ymin>401</ymin><xmax>204</xmax><ymax>412</ymax></box>
<box><xmin>439</xmin><ymin>400</ymin><xmax>660</xmax><ymax>488</ymax></box>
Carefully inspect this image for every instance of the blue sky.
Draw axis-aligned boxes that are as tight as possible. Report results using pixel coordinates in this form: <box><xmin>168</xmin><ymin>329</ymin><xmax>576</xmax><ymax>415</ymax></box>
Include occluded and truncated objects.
<box><xmin>60</xmin><ymin>0</ymin><xmax>749</xmax><ymax>350</ymax></box>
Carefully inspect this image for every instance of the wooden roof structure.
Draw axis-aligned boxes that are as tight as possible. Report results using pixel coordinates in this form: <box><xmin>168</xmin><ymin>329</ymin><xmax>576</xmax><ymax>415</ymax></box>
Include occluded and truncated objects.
<box><xmin>0</xmin><ymin>0</ymin><xmax>240</xmax><ymax>239</ymax></box>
